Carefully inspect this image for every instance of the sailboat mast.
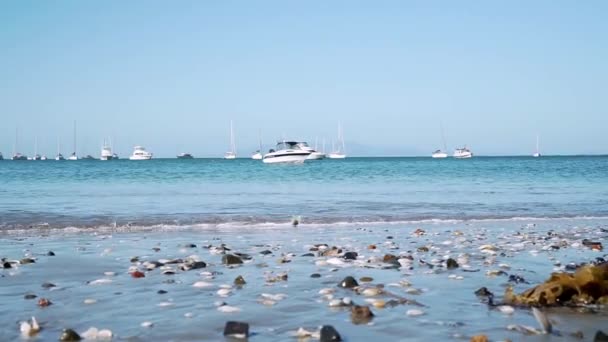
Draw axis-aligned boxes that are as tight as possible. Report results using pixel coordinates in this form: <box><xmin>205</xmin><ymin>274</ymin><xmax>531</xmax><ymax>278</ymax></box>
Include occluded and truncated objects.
<box><xmin>35</xmin><ymin>136</ymin><xmax>38</xmax><ymax>155</ymax></box>
<box><xmin>536</xmin><ymin>135</ymin><xmax>540</xmax><ymax>154</ymax></box>
<box><xmin>14</xmin><ymin>127</ymin><xmax>18</xmax><ymax>156</ymax></box>
<box><xmin>73</xmin><ymin>120</ymin><xmax>77</xmax><ymax>155</ymax></box>
<box><xmin>440</xmin><ymin>122</ymin><xmax>447</xmax><ymax>151</ymax></box>
<box><xmin>230</xmin><ymin>120</ymin><xmax>236</xmax><ymax>153</ymax></box>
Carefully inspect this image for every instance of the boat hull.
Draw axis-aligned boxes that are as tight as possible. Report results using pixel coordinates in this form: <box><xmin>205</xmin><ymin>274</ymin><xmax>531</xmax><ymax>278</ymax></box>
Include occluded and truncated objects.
<box><xmin>327</xmin><ymin>153</ymin><xmax>346</xmax><ymax>159</ymax></box>
<box><xmin>263</xmin><ymin>152</ymin><xmax>310</xmax><ymax>164</ymax></box>
<box><xmin>307</xmin><ymin>152</ymin><xmax>326</xmax><ymax>160</ymax></box>
<box><xmin>251</xmin><ymin>153</ymin><xmax>263</xmax><ymax>160</ymax></box>
<box><xmin>432</xmin><ymin>152</ymin><xmax>448</xmax><ymax>159</ymax></box>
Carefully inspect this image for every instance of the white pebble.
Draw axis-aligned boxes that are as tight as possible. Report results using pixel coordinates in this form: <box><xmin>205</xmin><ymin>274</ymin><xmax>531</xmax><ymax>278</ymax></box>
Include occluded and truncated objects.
<box><xmin>84</xmin><ymin>298</ymin><xmax>97</xmax><ymax>305</ymax></box>
<box><xmin>217</xmin><ymin>305</ymin><xmax>241</xmax><ymax>313</ymax></box>
<box><xmin>103</xmin><ymin>271</ymin><xmax>116</xmax><ymax>276</ymax></box>
<box><xmin>217</xmin><ymin>288</ymin><xmax>232</xmax><ymax>297</ymax></box>
<box><xmin>406</xmin><ymin>309</ymin><xmax>425</xmax><ymax>317</ymax></box>
<box><xmin>89</xmin><ymin>279</ymin><xmax>112</xmax><ymax>285</ymax></box>
<box><xmin>158</xmin><ymin>301</ymin><xmax>174</xmax><ymax>307</ymax></box>
<box><xmin>498</xmin><ymin>305</ymin><xmax>515</xmax><ymax>315</ymax></box>
<box><xmin>141</xmin><ymin>321</ymin><xmax>154</xmax><ymax>328</ymax></box>
<box><xmin>192</xmin><ymin>281</ymin><xmax>214</xmax><ymax>288</ymax></box>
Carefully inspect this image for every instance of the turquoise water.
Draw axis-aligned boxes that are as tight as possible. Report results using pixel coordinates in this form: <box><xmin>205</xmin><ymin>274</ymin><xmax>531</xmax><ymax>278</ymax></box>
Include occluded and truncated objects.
<box><xmin>1</xmin><ymin>156</ymin><xmax>608</xmax><ymax>231</ymax></box>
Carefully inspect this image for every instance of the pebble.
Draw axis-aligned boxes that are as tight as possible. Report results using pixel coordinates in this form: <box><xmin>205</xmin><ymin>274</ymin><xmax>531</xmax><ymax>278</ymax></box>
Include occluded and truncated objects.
<box><xmin>193</xmin><ymin>281</ymin><xmax>214</xmax><ymax>288</ymax></box>
<box><xmin>37</xmin><ymin>298</ymin><xmax>52</xmax><ymax>307</ymax></box>
<box><xmin>217</xmin><ymin>305</ymin><xmax>242</xmax><ymax>313</ymax></box>
<box><xmin>222</xmin><ymin>254</ymin><xmax>244</xmax><ymax>265</ymax></box>
<box><xmin>320</xmin><ymin>325</ymin><xmax>342</xmax><ymax>342</ymax></box>
<box><xmin>406</xmin><ymin>309</ymin><xmax>425</xmax><ymax>317</ymax></box>
<box><xmin>60</xmin><ymin>329</ymin><xmax>81</xmax><ymax>341</ymax></box>
<box><xmin>141</xmin><ymin>321</ymin><xmax>154</xmax><ymax>328</ymax></box>
<box><xmin>497</xmin><ymin>305</ymin><xmax>515</xmax><ymax>315</ymax></box>
<box><xmin>234</xmin><ymin>275</ymin><xmax>246</xmax><ymax>285</ymax></box>
<box><xmin>217</xmin><ymin>288</ymin><xmax>232</xmax><ymax>297</ymax></box>
<box><xmin>223</xmin><ymin>321</ymin><xmax>249</xmax><ymax>338</ymax></box>
<box><xmin>20</xmin><ymin>317</ymin><xmax>40</xmax><ymax>337</ymax></box>
<box><xmin>338</xmin><ymin>276</ymin><xmax>358</xmax><ymax>289</ymax></box>
<box><xmin>83</xmin><ymin>298</ymin><xmax>97</xmax><ymax>305</ymax></box>
<box><xmin>89</xmin><ymin>279</ymin><xmax>112</xmax><ymax>285</ymax></box>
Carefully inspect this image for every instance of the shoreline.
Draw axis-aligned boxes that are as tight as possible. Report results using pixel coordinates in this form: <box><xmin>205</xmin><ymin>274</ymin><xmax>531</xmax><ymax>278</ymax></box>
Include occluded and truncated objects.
<box><xmin>2</xmin><ymin>218</ymin><xmax>607</xmax><ymax>341</ymax></box>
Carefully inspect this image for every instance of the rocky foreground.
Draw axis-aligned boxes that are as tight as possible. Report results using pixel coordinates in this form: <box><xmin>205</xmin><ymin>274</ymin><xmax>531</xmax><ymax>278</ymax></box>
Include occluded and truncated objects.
<box><xmin>1</xmin><ymin>220</ymin><xmax>608</xmax><ymax>341</ymax></box>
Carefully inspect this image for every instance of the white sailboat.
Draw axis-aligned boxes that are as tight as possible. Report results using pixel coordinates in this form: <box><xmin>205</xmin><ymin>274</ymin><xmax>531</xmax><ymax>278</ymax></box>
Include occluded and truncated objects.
<box><xmin>251</xmin><ymin>130</ymin><xmax>263</xmax><ymax>160</ymax></box>
<box><xmin>532</xmin><ymin>135</ymin><xmax>541</xmax><ymax>158</ymax></box>
<box><xmin>67</xmin><ymin>120</ymin><xmax>78</xmax><ymax>160</ymax></box>
<box><xmin>224</xmin><ymin>120</ymin><xmax>237</xmax><ymax>159</ymax></box>
<box><xmin>33</xmin><ymin>137</ymin><xmax>42</xmax><ymax>160</ymax></box>
<box><xmin>327</xmin><ymin>123</ymin><xmax>346</xmax><ymax>159</ymax></box>
<box><xmin>55</xmin><ymin>138</ymin><xmax>65</xmax><ymax>160</ymax></box>
<box><xmin>432</xmin><ymin>123</ymin><xmax>449</xmax><ymax>158</ymax></box>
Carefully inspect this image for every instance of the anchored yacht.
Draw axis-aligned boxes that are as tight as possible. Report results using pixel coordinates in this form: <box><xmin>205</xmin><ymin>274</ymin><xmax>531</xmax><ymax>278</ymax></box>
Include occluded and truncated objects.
<box><xmin>177</xmin><ymin>153</ymin><xmax>194</xmax><ymax>159</ymax></box>
<box><xmin>432</xmin><ymin>150</ymin><xmax>448</xmax><ymax>159</ymax></box>
<box><xmin>129</xmin><ymin>146</ymin><xmax>153</xmax><ymax>160</ymax></box>
<box><xmin>12</xmin><ymin>153</ymin><xmax>27</xmax><ymax>161</ymax></box>
<box><xmin>101</xmin><ymin>144</ymin><xmax>114</xmax><ymax>160</ymax></box>
<box><xmin>263</xmin><ymin>141</ymin><xmax>311</xmax><ymax>164</ymax></box>
<box><xmin>453</xmin><ymin>147</ymin><xmax>473</xmax><ymax>159</ymax></box>
<box><xmin>55</xmin><ymin>153</ymin><xmax>65</xmax><ymax>161</ymax></box>
<box><xmin>0</xmin><ymin>152</ymin><xmax>3</xmax><ymax>160</ymax></box>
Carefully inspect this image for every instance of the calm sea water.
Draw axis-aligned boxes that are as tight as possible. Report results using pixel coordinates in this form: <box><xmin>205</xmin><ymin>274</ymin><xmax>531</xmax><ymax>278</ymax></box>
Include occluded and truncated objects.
<box><xmin>1</xmin><ymin>156</ymin><xmax>607</xmax><ymax>231</ymax></box>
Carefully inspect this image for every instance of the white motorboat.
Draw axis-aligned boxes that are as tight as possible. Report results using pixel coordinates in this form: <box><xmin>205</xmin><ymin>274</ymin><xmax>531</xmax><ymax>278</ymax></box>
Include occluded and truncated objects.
<box><xmin>41</xmin><ymin>155</ymin><xmax>47</xmax><ymax>160</ymax></box>
<box><xmin>129</xmin><ymin>146</ymin><xmax>153</xmax><ymax>160</ymax></box>
<box><xmin>12</xmin><ymin>153</ymin><xmax>27</xmax><ymax>161</ymax></box>
<box><xmin>453</xmin><ymin>147</ymin><xmax>473</xmax><ymax>159</ymax></box>
<box><xmin>251</xmin><ymin>130</ymin><xmax>263</xmax><ymax>160</ymax></box>
<box><xmin>224</xmin><ymin>120</ymin><xmax>237</xmax><ymax>159</ymax></box>
<box><xmin>112</xmin><ymin>153</ymin><xmax>119</xmax><ymax>160</ymax></box>
<box><xmin>101</xmin><ymin>142</ymin><xmax>114</xmax><ymax>160</ymax></box>
<box><xmin>432</xmin><ymin>150</ymin><xmax>448</xmax><ymax>158</ymax></box>
<box><xmin>177</xmin><ymin>152</ymin><xmax>194</xmax><ymax>159</ymax></box>
<box><xmin>297</xmin><ymin>141</ymin><xmax>325</xmax><ymax>160</ymax></box>
<box><xmin>263</xmin><ymin>141</ymin><xmax>311</xmax><ymax>164</ymax></box>
<box><xmin>533</xmin><ymin>135</ymin><xmax>541</xmax><ymax>157</ymax></box>
<box><xmin>327</xmin><ymin>123</ymin><xmax>346</xmax><ymax>159</ymax></box>
<box><xmin>11</xmin><ymin>128</ymin><xmax>27</xmax><ymax>160</ymax></box>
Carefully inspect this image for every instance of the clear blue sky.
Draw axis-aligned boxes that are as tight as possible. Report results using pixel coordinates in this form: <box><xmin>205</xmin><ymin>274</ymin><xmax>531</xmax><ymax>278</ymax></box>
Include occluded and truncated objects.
<box><xmin>1</xmin><ymin>1</ymin><xmax>607</xmax><ymax>157</ymax></box>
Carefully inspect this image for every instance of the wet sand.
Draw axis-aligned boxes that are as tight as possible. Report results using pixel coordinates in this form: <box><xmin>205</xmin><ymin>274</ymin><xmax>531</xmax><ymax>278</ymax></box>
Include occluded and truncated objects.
<box><xmin>1</xmin><ymin>218</ymin><xmax>607</xmax><ymax>341</ymax></box>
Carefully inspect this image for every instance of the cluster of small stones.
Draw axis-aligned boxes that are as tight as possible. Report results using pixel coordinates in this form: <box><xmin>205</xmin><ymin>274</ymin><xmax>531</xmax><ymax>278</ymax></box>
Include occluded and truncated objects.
<box><xmin>3</xmin><ymin>222</ymin><xmax>608</xmax><ymax>341</ymax></box>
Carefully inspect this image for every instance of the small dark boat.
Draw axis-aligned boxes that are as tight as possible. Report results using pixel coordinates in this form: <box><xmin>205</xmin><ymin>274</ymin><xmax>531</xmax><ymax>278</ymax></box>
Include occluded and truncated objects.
<box><xmin>177</xmin><ymin>153</ymin><xmax>194</xmax><ymax>159</ymax></box>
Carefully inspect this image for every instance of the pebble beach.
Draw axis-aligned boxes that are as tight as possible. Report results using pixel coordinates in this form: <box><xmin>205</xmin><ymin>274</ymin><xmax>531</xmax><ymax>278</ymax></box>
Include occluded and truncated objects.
<box><xmin>2</xmin><ymin>218</ymin><xmax>607</xmax><ymax>341</ymax></box>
